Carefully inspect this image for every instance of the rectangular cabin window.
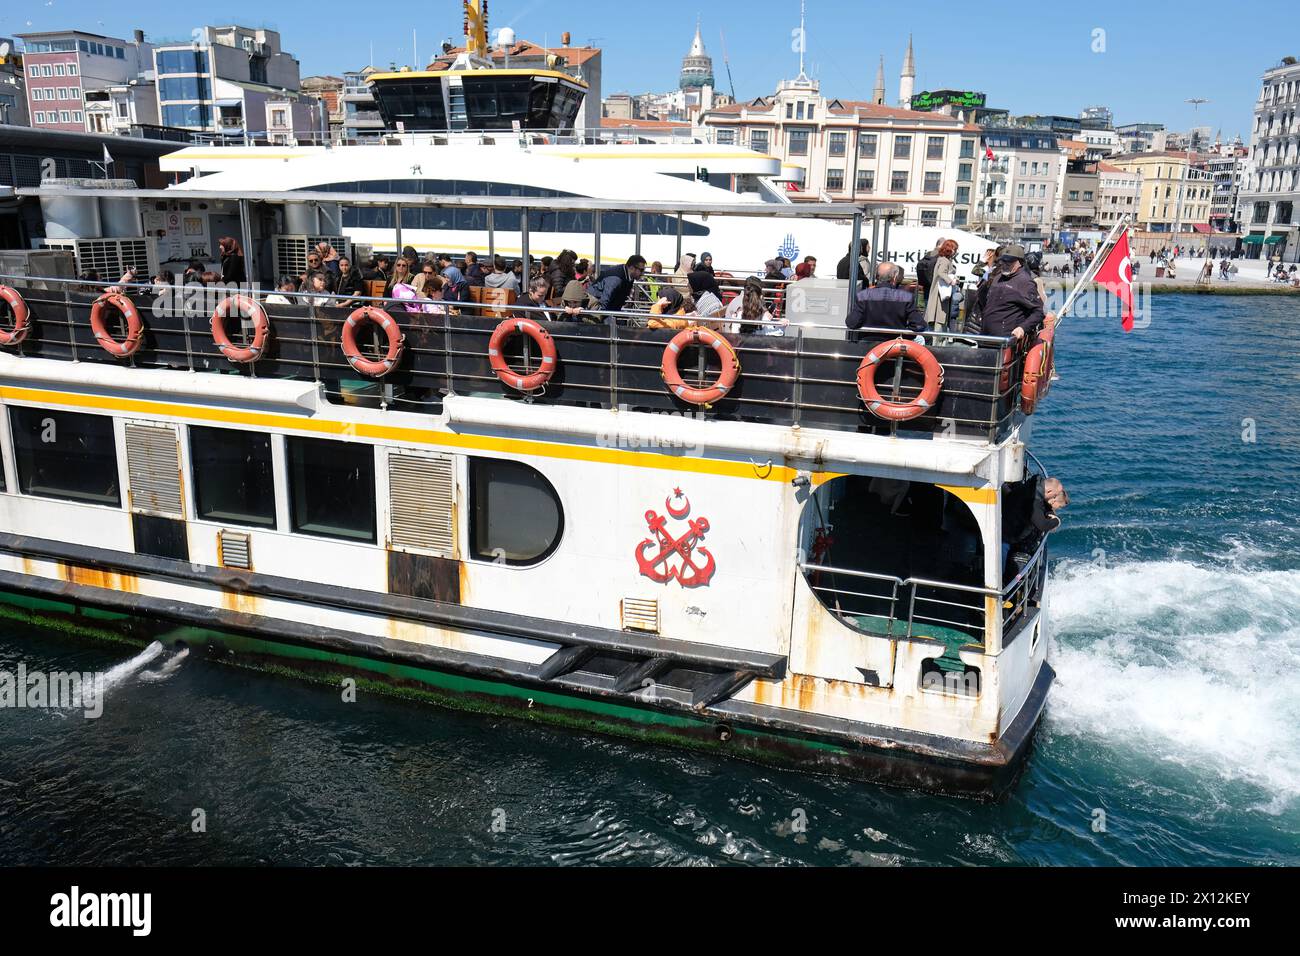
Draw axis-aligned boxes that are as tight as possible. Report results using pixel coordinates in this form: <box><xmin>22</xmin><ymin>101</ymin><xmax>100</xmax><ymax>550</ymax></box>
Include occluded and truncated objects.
<box><xmin>9</xmin><ymin>407</ymin><xmax>120</xmax><ymax>507</ymax></box>
<box><xmin>190</xmin><ymin>426</ymin><xmax>276</xmax><ymax>528</ymax></box>
<box><xmin>286</xmin><ymin>436</ymin><xmax>376</xmax><ymax>543</ymax></box>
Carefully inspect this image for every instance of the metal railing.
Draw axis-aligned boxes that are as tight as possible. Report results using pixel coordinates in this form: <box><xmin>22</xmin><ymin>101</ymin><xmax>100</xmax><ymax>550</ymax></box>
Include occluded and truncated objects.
<box><xmin>798</xmin><ymin>561</ymin><xmax>994</xmax><ymax>648</ymax></box>
<box><xmin>0</xmin><ymin>268</ymin><xmax>1026</xmax><ymax>442</ymax></box>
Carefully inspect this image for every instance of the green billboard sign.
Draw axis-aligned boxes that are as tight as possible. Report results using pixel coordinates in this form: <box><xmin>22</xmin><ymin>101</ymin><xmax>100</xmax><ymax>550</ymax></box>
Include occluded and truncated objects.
<box><xmin>910</xmin><ymin>90</ymin><xmax>987</xmax><ymax>111</ymax></box>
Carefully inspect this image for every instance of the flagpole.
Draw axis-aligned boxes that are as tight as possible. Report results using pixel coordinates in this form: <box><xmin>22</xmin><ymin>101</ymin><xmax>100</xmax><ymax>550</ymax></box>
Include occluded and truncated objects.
<box><xmin>1054</xmin><ymin>213</ymin><xmax>1129</xmax><ymax>328</ymax></box>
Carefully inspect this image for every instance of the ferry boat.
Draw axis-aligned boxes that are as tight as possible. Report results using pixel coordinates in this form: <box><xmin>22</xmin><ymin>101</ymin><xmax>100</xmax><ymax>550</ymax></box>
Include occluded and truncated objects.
<box><xmin>0</xmin><ymin>178</ymin><xmax>1055</xmax><ymax>799</ymax></box>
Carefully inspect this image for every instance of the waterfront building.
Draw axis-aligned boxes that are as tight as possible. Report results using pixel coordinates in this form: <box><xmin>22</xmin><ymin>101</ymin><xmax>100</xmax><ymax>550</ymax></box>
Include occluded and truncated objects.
<box><xmin>1238</xmin><ymin>55</ymin><xmax>1300</xmax><ymax>262</ymax></box>
<box><xmin>1110</xmin><ymin>150</ymin><xmax>1213</xmax><ymax>251</ymax></box>
<box><xmin>699</xmin><ymin>75</ymin><xmax>978</xmax><ymax>226</ymax></box>
<box><xmin>973</xmin><ymin>128</ymin><xmax>1061</xmax><ymax>241</ymax></box>
<box><xmin>0</xmin><ymin>38</ymin><xmax>28</xmax><ymax>127</ymax></box>
<box><xmin>1095</xmin><ymin>161</ymin><xmax>1143</xmax><ymax>228</ymax></box>
<box><xmin>17</xmin><ymin>29</ymin><xmax>155</xmax><ymax>134</ymax></box>
<box><xmin>151</xmin><ymin>26</ymin><xmax>316</xmax><ymax>141</ymax></box>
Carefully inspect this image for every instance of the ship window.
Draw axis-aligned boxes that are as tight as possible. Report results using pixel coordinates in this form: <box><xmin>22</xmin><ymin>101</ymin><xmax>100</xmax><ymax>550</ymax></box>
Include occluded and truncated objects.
<box><xmin>801</xmin><ymin>477</ymin><xmax>985</xmax><ymax>644</ymax></box>
<box><xmin>287</xmin><ymin>436</ymin><xmax>376</xmax><ymax>543</ymax></box>
<box><xmin>190</xmin><ymin>426</ymin><xmax>276</xmax><ymax>528</ymax></box>
<box><xmin>9</xmin><ymin>407</ymin><xmax>120</xmax><ymax>507</ymax></box>
<box><xmin>469</xmin><ymin>458</ymin><xmax>562</xmax><ymax>565</ymax></box>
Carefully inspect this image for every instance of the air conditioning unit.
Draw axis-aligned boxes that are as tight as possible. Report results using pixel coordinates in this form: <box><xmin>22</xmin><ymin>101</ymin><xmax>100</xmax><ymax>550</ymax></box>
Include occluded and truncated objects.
<box><xmin>42</xmin><ymin>237</ymin><xmax>156</xmax><ymax>280</ymax></box>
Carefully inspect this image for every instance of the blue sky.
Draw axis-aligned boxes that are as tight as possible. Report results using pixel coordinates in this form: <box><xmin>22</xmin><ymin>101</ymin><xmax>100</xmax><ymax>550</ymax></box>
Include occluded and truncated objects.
<box><xmin>1</xmin><ymin>0</ymin><xmax>1289</xmax><ymax>139</ymax></box>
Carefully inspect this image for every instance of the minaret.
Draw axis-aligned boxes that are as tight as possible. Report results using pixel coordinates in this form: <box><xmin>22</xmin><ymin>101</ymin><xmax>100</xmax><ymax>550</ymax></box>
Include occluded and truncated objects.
<box><xmin>899</xmin><ymin>34</ymin><xmax>915</xmax><ymax>106</ymax></box>
<box><xmin>872</xmin><ymin>55</ymin><xmax>885</xmax><ymax>105</ymax></box>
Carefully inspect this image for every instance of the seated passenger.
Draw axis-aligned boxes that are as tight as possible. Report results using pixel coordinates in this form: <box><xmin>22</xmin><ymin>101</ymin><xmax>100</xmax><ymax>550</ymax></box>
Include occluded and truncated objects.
<box><xmin>646</xmin><ymin>288</ymin><xmax>696</xmax><ymax>330</ymax></box>
<box><xmin>515</xmin><ymin>276</ymin><xmax>555</xmax><ymax>321</ymax></box>
<box><xmin>484</xmin><ymin>255</ymin><xmax>520</xmax><ymax>293</ymax></box>
<box><xmin>725</xmin><ymin>275</ymin><xmax>782</xmax><ymax>335</ymax></box>
<box><xmin>845</xmin><ymin>262</ymin><xmax>926</xmax><ymax>343</ymax></box>
<box><xmin>687</xmin><ymin>270</ymin><xmax>724</xmax><ymax>323</ymax></box>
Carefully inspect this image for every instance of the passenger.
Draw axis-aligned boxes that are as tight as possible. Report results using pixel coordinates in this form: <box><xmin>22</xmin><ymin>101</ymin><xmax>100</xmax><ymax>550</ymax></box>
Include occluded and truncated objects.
<box><xmin>1002</xmin><ymin>475</ymin><xmax>1069</xmax><ymax>577</ymax></box>
<box><xmin>301</xmin><ymin>251</ymin><xmax>334</xmax><ymax>293</ymax></box>
<box><xmin>780</xmin><ymin>257</ymin><xmax>795</xmax><ymax>280</ymax></box>
<box><xmin>335</xmin><ymin>257</ymin><xmax>364</xmax><ymax>306</ymax></box>
<box><xmin>302</xmin><ymin>272</ymin><xmax>334</xmax><ymax>308</ymax></box>
<box><xmin>976</xmin><ymin>243</ymin><xmax>1046</xmax><ymax>343</ymax></box>
<box><xmin>317</xmin><ymin>242</ymin><xmax>342</xmax><ymax>280</ymax></box>
<box><xmin>725</xmin><ymin>275</ymin><xmax>781</xmax><ymax>335</ymax></box>
<box><xmin>589</xmin><ymin>254</ymin><xmax>647</xmax><ymax>317</ymax></box>
<box><xmin>647</xmin><ymin>287</ymin><xmax>694</xmax><ymax>330</ymax></box>
<box><xmin>548</xmin><ymin>250</ymin><xmax>577</xmax><ymax>298</ymax></box>
<box><xmin>516</xmin><ymin>276</ymin><xmax>556</xmax><ymax>321</ymax></box>
<box><xmin>412</xmin><ymin>261</ymin><xmax>439</xmax><ymax>296</ymax></box>
<box><xmin>401</xmin><ymin>245</ymin><xmax>420</xmax><ymax>271</ymax></box>
<box><xmin>793</xmin><ymin>261</ymin><xmax>813</xmax><ymax>281</ymax></box>
<box><xmin>421</xmin><ymin>274</ymin><xmax>448</xmax><ymax>316</ymax></box>
<box><xmin>923</xmin><ymin>238</ymin><xmax>959</xmax><ymax>333</ymax></box>
<box><xmin>385</xmin><ymin>257</ymin><xmax>416</xmax><ymax>296</ymax></box>
<box><xmin>763</xmin><ymin>258</ymin><xmax>784</xmax><ymax>283</ymax></box>
<box><xmin>836</xmin><ymin>240</ymin><xmax>871</xmax><ymax>285</ymax></box>
<box><xmin>463</xmin><ymin>251</ymin><xmax>485</xmax><ymax>288</ymax></box>
<box><xmin>646</xmin><ymin>260</ymin><xmax>664</xmax><ymax>301</ymax></box>
<box><xmin>437</xmin><ymin>254</ymin><xmax>468</xmax><ymax>302</ymax></box>
<box><xmin>802</xmin><ymin>255</ymin><xmax>818</xmax><ymax>277</ymax></box>
<box><xmin>182</xmin><ymin>260</ymin><xmax>204</xmax><ymax>286</ymax></box>
<box><xmin>217</xmin><ymin>237</ymin><xmax>245</xmax><ymax>284</ymax></box>
<box><xmin>485</xmin><ymin>254</ymin><xmax>520</xmax><ymax>293</ymax></box>
<box><xmin>963</xmin><ymin>246</ymin><xmax>1001</xmax><ymax>334</ymax></box>
<box><xmin>671</xmin><ymin>253</ymin><xmax>696</xmax><ymax>294</ymax></box>
<box><xmin>151</xmin><ymin>270</ymin><xmax>175</xmax><ymax>297</ymax></box>
<box><xmin>686</xmin><ymin>269</ymin><xmax>724</xmax><ymax>324</ymax></box>
<box><xmin>698</xmin><ymin>251</ymin><xmax>715</xmax><ymax>275</ymax></box>
<box><xmin>512</xmin><ymin>259</ymin><xmax>526</xmax><ymax>287</ymax></box>
<box><xmin>374</xmin><ymin>254</ymin><xmax>393</xmax><ymax>280</ymax></box>
<box><xmin>200</xmin><ymin>271</ymin><xmax>221</xmax><ymax>286</ymax></box>
<box><xmin>845</xmin><ymin>262</ymin><xmax>926</xmax><ymax>344</ymax></box>
<box><xmin>559</xmin><ymin>276</ymin><xmax>589</xmax><ymax>320</ymax></box>
<box><xmin>265</xmin><ymin>275</ymin><xmax>300</xmax><ymax>306</ymax></box>
<box><xmin>574</xmin><ymin>259</ymin><xmax>591</xmax><ymax>284</ymax></box>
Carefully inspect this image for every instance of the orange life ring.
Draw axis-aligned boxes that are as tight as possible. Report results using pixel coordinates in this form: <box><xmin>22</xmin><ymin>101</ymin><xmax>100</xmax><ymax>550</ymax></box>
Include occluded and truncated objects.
<box><xmin>1021</xmin><ymin>326</ymin><xmax>1056</xmax><ymax>415</ymax></box>
<box><xmin>211</xmin><ymin>294</ymin><xmax>269</xmax><ymax>364</ymax></box>
<box><xmin>0</xmin><ymin>285</ymin><xmax>31</xmax><ymax>347</ymax></box>
<box><xmin>661</xmin><ymin>325</ymin><xmax>740</xmax><ymax>406</ymax></box>
<box><xmin>856</xmin><ymin>337</ymin><xmax>943</xmax><ymax>421</ymax></box>
<box><xmin>487</xmin><ymin>317</ymin><xmax>557</xmax><ymax>392</ymax></box>
<box><xmin>90</xmin><ymin>292</ymin><xmax>144</xmax><ymax>358</ymax></box>
<box><xmin>342</xmin><ymin>306</ymin><xmax>404</xmax><ymax>377</ymax></box>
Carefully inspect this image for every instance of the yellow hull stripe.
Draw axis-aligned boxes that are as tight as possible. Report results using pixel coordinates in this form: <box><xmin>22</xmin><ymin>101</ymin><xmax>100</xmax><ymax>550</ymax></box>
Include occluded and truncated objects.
<box><xmin>0</xmin><ymin>384</ymin><xmax>994</xmax><ymax>500</ymax></box>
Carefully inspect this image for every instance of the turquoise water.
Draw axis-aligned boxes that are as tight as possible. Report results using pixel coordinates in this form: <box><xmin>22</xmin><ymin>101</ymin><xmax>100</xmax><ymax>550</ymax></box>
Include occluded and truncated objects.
<box><xmin>1</xmin><ymin>294</ymin><xmax>1297</xmax><ymax>865</ymax></box>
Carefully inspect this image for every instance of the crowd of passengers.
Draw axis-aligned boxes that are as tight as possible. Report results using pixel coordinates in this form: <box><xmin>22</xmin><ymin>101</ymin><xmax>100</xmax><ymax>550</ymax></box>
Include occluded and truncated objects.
<box><xmin>78</xmin><ymin>234</ymin><xmax>1045</xmax><ymax>349</ymax></box>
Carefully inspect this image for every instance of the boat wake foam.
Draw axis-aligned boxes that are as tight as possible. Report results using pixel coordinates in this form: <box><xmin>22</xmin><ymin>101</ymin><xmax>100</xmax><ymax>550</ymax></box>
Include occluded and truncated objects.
<box><xmin>100</xmin><ymin>641</ymin><xmax>167</xmax><ymax>692</ymax></box>
<box><xmin>138</xmin><ymin>647</ymin><xmax>189</xmax><ymax>683</ymax></box>
<box><xmin>1046</xmin><ymin>557</ymin><xmax>1300</xmax><ymax>806</ymax></box>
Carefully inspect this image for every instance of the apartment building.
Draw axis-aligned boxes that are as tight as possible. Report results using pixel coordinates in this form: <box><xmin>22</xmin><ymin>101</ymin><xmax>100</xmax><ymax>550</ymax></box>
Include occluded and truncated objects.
<box><xmin>699</xmin><ymin>74</ymin><xmax>979</xmax><ymax>227</ymax></box>
<box><xmin>1238</xmin><ymin>56</ymin><xmax>1300</xmax><ymax>261</ymax></box>
<box><xmin>1111</xmin><ymin>151</ymin><xmax>1213</xmax><ymax>237</ymax></box>
<box><xmin>973</xmin><ymin>129</ymin><xmax>1061</xmax><ymax>240</ymax></box>
<box><xmin>17</xmin><ymin>29</ymin><xmax>154</xmax><ymax>134</ymax></box>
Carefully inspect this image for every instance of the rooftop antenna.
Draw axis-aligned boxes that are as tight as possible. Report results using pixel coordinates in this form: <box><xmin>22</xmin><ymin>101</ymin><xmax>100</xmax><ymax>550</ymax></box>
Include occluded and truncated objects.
<box><xmin>413</xmin><ymin>29</ymin><xmax>418</xmax><ymax>69</ymax></box>
<box><xmin>719</xmin><ymin>28</ymin><xmax>736</xmax><ymax>99</ymax></box>
<box><xmin>797</xmin><ymin>0</ymin><xmax>807</xmax><ymax>79</ymax></box>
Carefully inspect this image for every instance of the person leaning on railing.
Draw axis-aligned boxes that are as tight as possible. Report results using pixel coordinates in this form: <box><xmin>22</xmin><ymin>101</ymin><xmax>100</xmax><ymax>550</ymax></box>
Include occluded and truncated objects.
<box><xmin>1001</xmin><ymin>475</ymin><xmax>1068</xmax><ymax>579</ymax></box>
<box><xmin>974</xmin><ymin>243</ymin><xmax>1045</xmax><ymax>344</ymax></box>
<box><xmin>588</xmin><ymin>255</ymin><xmax>647</xmax><ymax>318</ymax></box>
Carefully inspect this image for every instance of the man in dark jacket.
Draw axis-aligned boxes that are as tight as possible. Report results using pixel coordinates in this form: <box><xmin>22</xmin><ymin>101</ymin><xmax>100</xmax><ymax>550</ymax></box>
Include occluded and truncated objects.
<box><xmin>976</xmin><ymin>243</ymin><xmax>1045</xmax><ymax>341</ymax></box>
<box><xmin>836</xmin><ymin>239</ymin><xmax>871</xmax><ymax>285</ymax></box>
<box><xmin>588</xmin><ymin>255</ymin><xmax>646</xmax><ymax>318</ymax></box>
<box><xmin>845</xmin><ymin>263</ymin><xmax>926</xmax><ymax>343</ymax></box>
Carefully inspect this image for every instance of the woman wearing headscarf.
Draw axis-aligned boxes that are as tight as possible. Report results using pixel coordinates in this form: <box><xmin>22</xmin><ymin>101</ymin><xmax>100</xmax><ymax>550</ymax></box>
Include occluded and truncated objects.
<box><xmin>687</xmin><ymin>270</ymin><xmax>724</xmax><ymax>327</ymax></box>
<box><xmin>671</xmin><ymin>253</ymin><xmax>696</xmax><ymax>295</ymax></box>
<box><xmin>924</xmin><ymin>238</ymin><xmax>959</xmax><ymax>332</ymax></box>
<box><xmin>647</xmin><ymin>287</ymin><xmax>697</xmax><ymax>330</ymax></box>
<box><xmin>698</xmin><ymin>252</ymin><xmax>715</xmax><ymax>275</ymax></box>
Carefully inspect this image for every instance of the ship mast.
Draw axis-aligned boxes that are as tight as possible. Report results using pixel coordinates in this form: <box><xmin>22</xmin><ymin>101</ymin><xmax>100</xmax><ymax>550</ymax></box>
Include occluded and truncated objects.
<box><xmin>464</xmin><ymin>0</ymin><xmax>489</xmax><ymax>59</ymax></box>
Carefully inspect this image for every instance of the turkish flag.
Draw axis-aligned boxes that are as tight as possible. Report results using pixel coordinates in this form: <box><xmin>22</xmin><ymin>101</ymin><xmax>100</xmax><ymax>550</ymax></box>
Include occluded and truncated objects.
<box><xmin>1092</xmin><ymin>227</ymin><xmax>1136</xmax><ymax>332</ymax></box>
<box><xmin>985</xmin><ymin>145</ymin><xmax>995</xmax><ymax>161</ymax></box>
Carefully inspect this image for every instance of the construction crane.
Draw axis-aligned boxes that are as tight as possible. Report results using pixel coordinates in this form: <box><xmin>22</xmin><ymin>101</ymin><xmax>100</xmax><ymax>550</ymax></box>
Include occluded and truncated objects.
<box><xmin>719</xmin><ymin>28</ymin><xmax>736</xmax><ymax>100</ymax></box>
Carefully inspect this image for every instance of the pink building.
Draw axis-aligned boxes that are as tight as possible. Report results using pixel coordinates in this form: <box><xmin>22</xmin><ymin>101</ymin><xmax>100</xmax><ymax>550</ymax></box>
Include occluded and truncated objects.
<box><xmin>18</xmin><ymin>29</ymin><xmax>153</xmax><ymax>133</ymax></box>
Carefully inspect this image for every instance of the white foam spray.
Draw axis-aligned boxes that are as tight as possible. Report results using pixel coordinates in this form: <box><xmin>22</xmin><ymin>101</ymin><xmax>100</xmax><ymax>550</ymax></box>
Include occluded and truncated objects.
<box><xmin>1046</xmin><ymin>557</ymin><xmax>1300</xmax><ymax>806</ymax></box>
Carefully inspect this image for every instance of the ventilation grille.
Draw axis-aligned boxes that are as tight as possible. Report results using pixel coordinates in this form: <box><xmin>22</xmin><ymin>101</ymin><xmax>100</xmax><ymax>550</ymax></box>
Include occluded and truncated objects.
<box><xmin>388</xmin><ymin>453</ymin><xmax>455</xmax><ymax>556</ymax></box>
<box><xmin>124</xmin><ymin>423</ymin><xmax>182</xmax><ymax>516</ymax></box>
<box><xmin>621</xmin><ymin>598</ymin><xmax>660</xmax><ymax>634</ymax></box>
<box><xmin>218</xmin><ymin>530</ymin><xmax>252</xmax><ymax>570</ymax></box>
<box><xmin>71</xmin><ymin>238</ymin><xmax>153</xmax><ymax>279</ymax></box>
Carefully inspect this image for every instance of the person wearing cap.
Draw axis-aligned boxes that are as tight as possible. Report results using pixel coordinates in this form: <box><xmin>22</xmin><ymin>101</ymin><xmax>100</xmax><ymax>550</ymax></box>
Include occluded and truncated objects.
<box><xmin>975</xmin><ymin>243</ymin><xmax>1045</xmax><ymax>342</ymax></box>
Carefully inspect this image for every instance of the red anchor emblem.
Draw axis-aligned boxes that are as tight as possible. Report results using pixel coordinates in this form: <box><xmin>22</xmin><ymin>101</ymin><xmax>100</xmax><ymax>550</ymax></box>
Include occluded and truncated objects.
<box><xmin>636</xmin><ymin>487</ymin><xmax>716</xmax><ymax>588</ymax></box>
